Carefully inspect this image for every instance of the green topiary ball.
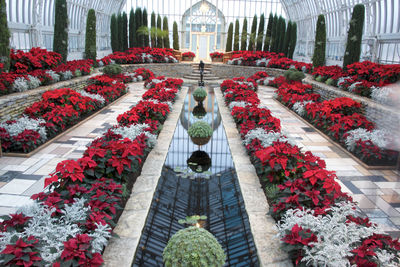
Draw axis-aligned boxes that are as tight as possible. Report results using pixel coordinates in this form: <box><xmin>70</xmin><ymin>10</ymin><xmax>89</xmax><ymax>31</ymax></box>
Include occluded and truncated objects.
<box><xmin>284</xmin><ymin>69</ymin><xmax>305</xmax><ymax>82</ymax></box>
<box><xmin>188</xmin><ymin>121</ymin><xmax>212</xmax><ymax>138</ymax></box>
<box><xmin>193</xmin><ymin>87</ymin><xmax>208</xmax><ymax>102</ymax></box>
<box><xmin>163</xmin><ymin>226</ymin><xmax>226</xmax><ymax>267</ymax></box>
<box><xmin>102</xmin><ymin>64</ymin><xmax>123</xmax><ymax>76</ymax></box>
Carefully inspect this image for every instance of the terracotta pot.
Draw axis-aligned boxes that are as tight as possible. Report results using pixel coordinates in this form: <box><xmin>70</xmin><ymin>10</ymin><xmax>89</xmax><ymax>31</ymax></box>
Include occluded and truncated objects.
<box><xmin>193</xmin><ymin>95</ymin><xmax>206</xmax><ymax>102</ymax></box>
<box><xmin>211</xmin><ymin>57</ymin><xmax>223</xmax><ymax>62</ymax></box>
<box><xmin>190</xmin><ymin>136</ymin><xmax>211</xmax><ymax>146</ymax></box>
<box><xmin>182</xmin><ymin>56</ymin><xmax>194</xmax><ymax>61</ymax></box>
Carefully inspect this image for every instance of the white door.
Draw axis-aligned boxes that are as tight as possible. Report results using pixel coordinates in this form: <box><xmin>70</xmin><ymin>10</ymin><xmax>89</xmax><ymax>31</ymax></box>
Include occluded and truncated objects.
<box><xmin>198</xmin><ymin>35</ymin><xmax>208</xmax><ymax>60</ymax></box>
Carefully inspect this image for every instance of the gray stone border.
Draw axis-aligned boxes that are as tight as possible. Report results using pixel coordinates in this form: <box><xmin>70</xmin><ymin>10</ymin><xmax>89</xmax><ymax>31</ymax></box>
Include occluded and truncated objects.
<box><xmin>102</xmin><ymin>87</ymin><xmax>188</xmax><ymax>267</ymax></box>
<box><xmin>215</xmin><ymin>88</ymin><xmax>293</xmax><ymax>267</ymax></box>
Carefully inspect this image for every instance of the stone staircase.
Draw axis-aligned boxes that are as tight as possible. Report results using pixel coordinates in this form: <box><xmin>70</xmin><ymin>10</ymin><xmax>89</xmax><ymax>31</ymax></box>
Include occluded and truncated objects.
<box><xmin>183</xmin><ymin>63</ymin><xmax>220</xmax><ymax>80</ymax></box>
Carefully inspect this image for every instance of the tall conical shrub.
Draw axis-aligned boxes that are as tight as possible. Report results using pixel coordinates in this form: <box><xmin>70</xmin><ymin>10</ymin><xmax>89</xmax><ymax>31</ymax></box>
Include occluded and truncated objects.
<box><xmin>129</xmin><ymin>9</ymin><xmax>135</xmax><ymax>48</ymax></box>
<box><xmin>135</xmin><ymin>8</ymin><xmax>143</xmax><ymax>47</ymax></box>
<box><xmin>151</xmin><ymin>12</ymin><xmax>156</xmax><ymax>47</ymax></box>
<box><xmin>225</xmin><ymin>22</ymin><xmax>233</xmax><ymax>52</ymax></box>
<box><xmin>117</xmin><ymin>14</ymin><xmax>123</xmax><ymax>51</ymax></box>
<box><xmin>142</xmin><ymin>9</ymin><xmax>149</xmax><ymax>47</ymax></box>
<box><xmin>343</xmin><ymin>4</ymin><xmax>365</xmax><ymax>68</ymax></box>
<box><xmin>163</xmin><ymin>16</ymin><xmax>170</xmax><ymax>48</ymax></box>
<box><xmin>277</xmin><ymin>17</ymin><xmax>286</xmax><ymax>53</ymax></box>
<box><xmin>248</xmin><ymin>15</ymin><xmax>257</xmax><ymax>51</ymax></box>
<box><xmin>256</xmin><ymin>14</ymin><xmax>265</xmax><ymax>51</ymax></box>
<box><xmin>233</xmin><ymin>19</ymin><xmax>240</xmax><ymax>51</ymax></box>
<box><xmin>312</xmin><ymin>15</ymin><xmax>326</xmax><ymax>67</ymax></box>
<box><xmin>288</xmin><ymin>22</ymin><xmax>297</xmax><ymax>59</ymax></box>
<box><xmin>270</xmin><ymin>14</ymin><xmax>278</xmax><ymax>52</ymax></box>
<box><xmin>156</xmin><ymin>14</ymin><xmax>162</xmax><ymax>48</ymax></box>
<box><xmin>282</xmin><ymin>21</ymin><xmax>292</xmax><ymax>57</ymax></box>
<box><xmin>85</xmin><ymin>9</ymin><xmax>96</xmax><ymax>62</ymax></box>
<box><xmin>53</xmin><ymin>0</ymin><xmax>68</xmax><ymax>62</ymax></box>
<box><xmin>263</xmin><ymin>13</ymin><xmax>273</xmax><ymax>51</ymax></box>
<box><xmin>173</xmin><ymin>21</ymin><xmax>179</xmax><ymax>50</ymax></box>
<box><xmin>240</xmin><ymin>18</ymin><xmax>247</xmax><ymax>51</ymax></box>
<box><xmin>0</xmin><ymin>0</ymin><xmax>10</xmax><ymax>72</ymax></box>
<box><xmin>122</xmin><ymin>12</ymin><xmax>128</xmax><ymax>51</ymax></box>
<box><xmin>111</xmin><ymin>14</ymin><xmax>118</xmax><ymax>52</ymax></box>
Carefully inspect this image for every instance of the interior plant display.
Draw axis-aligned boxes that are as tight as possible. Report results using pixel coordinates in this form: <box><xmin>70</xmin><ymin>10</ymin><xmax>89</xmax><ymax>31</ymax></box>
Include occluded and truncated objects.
<box><xmin>283</xmin><ymin>68</ymin><xmax>306</xmax><ymax>82</ymax></box>
<box><xmin>188</xmin><ymin>121</ymin><xmax>213</xmax><ymax>146</ymax></box>
<box><xmin>182</xmin><ymin>51</ymin><xmax>196</xmax><ymax>61</ymax></box>
<box><xmin>192</xmin><ymin>87</ymin><xmax>207</xmax><ymax>102</ymax></box>
<box><xmin>343</xmin><ymin>4</ymin><xmax>365</xmax><ymax>68</ymax></box>
<box><xmin>210</xmin><ymin>52</ymin><xmax>224</xmax><ymax>62</ymax></box>
<box><xmin>85</xmin><ymin>9</ymin><xmax>97</xmax><ymax>63</ymax></box>
<box><xmin>0</xmin><ymin>0</ymin><xmax>10</xmax><ymax>72</ymax></box>
<box><xmin>53</xmin><ymin>0</ymin><xmax>68</xmax><ymax>62</ymax></box>
<box><xmin>225</xmin><ymin>22</ymin><xmax>233</xmax><ymax>52</ymax></box>
<box><xmin>312</xmin><ymin>14</ymin><xmax>326</xmax><ymax>68</ymax></box>
<box><xmin>173</xmin><ymin>21</ymin><xmax>179</xmax><ymax>50</ymax></box>
<box><xmin>192</xmin><ymin>102</ymin><xmax>207</xmax><ymax>119</ymax></box>
<box><xmin>187</xmin><ymin>150</ymin><xmax>212</xmax><ymax>173</ymax></box>
<box><xmin>163</xmin><ymin>226</ymin><xmax>225</xmax><ymax>267</ymax></box>
<box><xmin>101</xmin><ymin>64</ymin><xmax>123</xmax><ymax>76</ymax></box>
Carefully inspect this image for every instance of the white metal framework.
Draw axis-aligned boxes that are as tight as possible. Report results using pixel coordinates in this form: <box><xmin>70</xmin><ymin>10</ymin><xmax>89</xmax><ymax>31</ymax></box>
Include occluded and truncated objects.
<box><xmin>5</xmin><ymin>0</ymin><xmax>400</xmax><ymax>64</ymax></box>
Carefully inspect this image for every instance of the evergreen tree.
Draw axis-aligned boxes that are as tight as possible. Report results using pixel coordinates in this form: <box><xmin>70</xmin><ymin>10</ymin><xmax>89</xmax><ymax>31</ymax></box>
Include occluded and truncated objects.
<box><xmin>256</xmin><ymin>13</ymin><xmax>265</xmax><ymax>51</ymax></box>
<box><xmin>343</xmin><ymin>4</ymin><xmax>365</xmax><ymax>68</ymax></box>
<box><xmin>270</xmin><ymin>14</ymin><xmax>278</xmax><ymax>52</ymax></box>
<box><xmin>111</xmin><ymin>14</ymin><xmax>118</xmax><ymax>52</ymax></box>
<box><xmin>288</xmin><ymin>22</ymin><xmax>297</xmax><ymax>59</ymax></box>
<box><xmin>282</xmin><ymin>21</ymin><xmax>292</xmax><ymax>57</ymax></box>
<box><xmin>312</xmin><ymin>15</ymin><xmax>326</xmax><ymax>67</ymax></box>
<box><xmin>163</xmin><ymin>16</ymin><xmax>170</xmax><ymax>48</ymax></box>
<box><xmin>117</xmin><ymin>14</ymin><xmax>123</xmax><ymax>51</ymax></box>
<box><xmin>53</xmin><ymin>0</ymin><xmax>68</xmax><ymax>62</ymax></box>
<box><xmin>263</xmin><ymin>13</ymin><xmax>273</xmax><ymax>51</ymax></box>
<box><xmin>0</xmin><ymin>0</ymin><xmax>10</xmax><ymax>71</ymax></box>
<box><xmin>225</xmin><ymin>22</ymin><xmax>233</xmax><ymax>52</ymax></box>
<box><xmin>135</xmin><ymin>8</ymin><xmax>143</xmax><ymax>47</ymax></box>
<box><xmin>156</xmin><ymin>14</ymin><xmax>162</xmax><ymax>48</ymax></box>
<box><xmin>173</xmin><ymin>21</ymin><xmax>179</xmax><ymax>50</ymax></box>
<box><xmin>248</xmin><ymin>15</ymin><xmax>257</xmax><ymax>51</ymax></box>
<box><xmin>129</xmin><ymin>9</ymin><xmax>135</xmax><ymax>48</ymax></box>
<box><xmin>151</xmin><ymin>12</ymin><xmax>156</xmax><ymax>47</ymax></box>
<box><xmin>277</xmin><ymin>17</ymin><xmax>286</xmax><ymax>53</ymax></box>
<box><xmin>240</xmin><ymin>18</ymin><xmax>247</xmax><ymax>51</ymax></box>
<box><xmin>233</xmin><ymin>19</ymin><xmax>240</xmax><ymax>51</ymax></box>
<box><xmin>85</xmin><ymin>9</ymin><xmax>96</xmax><ymax>62</ymax></box>
<box><xmin>142</xmin><ymin>9</ymin><xmax>149</xmax><ymax>47</ymax></box>
<box><xmin>122</xmin><ymin>12</ymin><xmax>128</xmax><ymax>51</ymax></box>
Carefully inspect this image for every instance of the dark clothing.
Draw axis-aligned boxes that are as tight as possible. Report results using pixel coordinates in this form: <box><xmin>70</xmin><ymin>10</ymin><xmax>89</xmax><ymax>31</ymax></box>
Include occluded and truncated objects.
<box><xmin>199</xmin><ymin>61</ymin><xmax>205</xmax><ymax>73</ymax></box>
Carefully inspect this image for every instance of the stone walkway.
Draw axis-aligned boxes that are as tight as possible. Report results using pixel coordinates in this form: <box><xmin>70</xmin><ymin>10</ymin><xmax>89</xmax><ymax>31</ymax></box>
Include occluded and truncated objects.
<box><xmin>0</xmin><ymin>82</ymin><xmax>147</xmax><ymax>215</ymax></box>
<box><xmin>258</xmin><ymin>85</ymin><xmax>400</xmax><ymax>238</ymax></box>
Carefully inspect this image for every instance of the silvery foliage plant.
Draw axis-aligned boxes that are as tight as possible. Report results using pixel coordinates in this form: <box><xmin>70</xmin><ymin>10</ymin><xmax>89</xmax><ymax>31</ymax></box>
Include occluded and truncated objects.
<box><xmin>345</xmin><ymin>128</ymin><xmax>390</xmax><ymax>152</ymax></box>
<box><xmin>347</xmin><ymin>81</ymin><xmax>362</xmax><ymax>93</ymax></box>
<box><xmin>276</xmin><ymin>201</ymin><xmax>400</xmax><ymax>267</ymax></box>
<box><xmin>0</xmin><ymin>116</ymin><xmax>47</xmax><ymax>140</ymax></box>
<box><xmin>45</xmin><ymin>70</ymin><xmax>61</xmax><ymax>83</ymax></box>
<box><xmin>79</xmin><ymin>90</ymin><xmax>106</xmax><ymax>105</ymax></box>
<box><xmin>112</xmin><ymin>123</ymin><xmax>157</xmax><ymax>148</ymax></box>
<box><xmin>27</xmin><ymin>75</ymin><xmax>41</xmax><ymax>89</ymax></box>
<box><xmin>255</xmin><ymin>58</ymin><xmax>270</xmax><ymax>67</ymax></box>
<box><xmin>293</xmin><ymin>100</ymin><xmax>314</xmax><ymax>117</ymax></box>
<box><xmin>371</xmin><ymin>86</ymin><xmax>399</xmax><ymax>106</ymax></box>
<box><xmin>259</xmin><ymin>77</ymin><xmax>275</xmax><ymax>86</ymax></box>
<box><xmin>12</xmin><ymin>77</ymin><xmax>29</xmax><ymax>92</ymax></box>
<box><xmin>227</xmin><ymin>58</ymin><xmax>242</xmax><ymax>65</ymax></box>
<box><xmin>145</xmin><ymin>78</ymin><xmax>164</xmax><ymax>89</ymax></box>
<box><xmin>243</xmin><ymin>128</ymin><xmax>295</xmax><ymax>147</ymax></box>
<box><xmin>337</xmin><ymin>76</ymin><xmax>350</xmax><ymax>90</ymax></box>
<box><xmin>228</xmin><ymin>101</ymin><xmax>250</xmax><ymax>111</ymax></box>
<box><xmin>59</xmin><ymin>71</ymin><xmax>73</xmax><ymax>81</ymax></box>
<box><xmin>141</xmin><ymin>53</ymin><xmax>153</xmax><ymax>63</ymax></box>
<box><xmin>125</xmin><ymin>72</ymin><xmax>138</xmax><ymax>82</ymax></box>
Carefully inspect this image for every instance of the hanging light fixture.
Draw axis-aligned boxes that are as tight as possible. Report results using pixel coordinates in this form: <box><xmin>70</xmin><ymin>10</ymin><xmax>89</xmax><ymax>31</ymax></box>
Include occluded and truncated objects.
<box><xmin>199</xmin><ymin>0</ymin><xmax>209</xmax><ymax>13</ymax></box>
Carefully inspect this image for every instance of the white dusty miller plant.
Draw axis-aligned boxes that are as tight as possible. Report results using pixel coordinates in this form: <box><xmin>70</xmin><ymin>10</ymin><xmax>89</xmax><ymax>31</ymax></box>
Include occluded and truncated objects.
<box><xmin>243</xmin><ymin>128</ymin><xmax>295</xmax><ymax>147</ymax></box>
<box><xmin>371</xmin><ymin>86</ymin><xmax>399</xmax><ymax>106</ymax></box>
<box><xmin>60</xmin><ymin>71</ymin><xmax>73</xmax><ymax>81</ymax></box>
<box><xmin>293</xmin><ymin>100</ymin><xmax>314</xmax><ymax>117</ymax></box>
<box><xmin>112</xmin><ymin>123</ymin><xmax>157</xmax><ymax>148</ymax></box>
<box><xmin>228</xmin><ymin>101</ymin><xmax>250</xmax><ymax>111</ymax></box>
<box><xmin>12</xmin><ymin>77</ymin><xmax>30</xmax><ymax>92</ymax></box>
<box><xmin>0</xmin><ymin>116</ymin><xmax>47</xmax><ymax>140</ymax></box>
<box><xmin>255</xmin><ymin>58</ymin><xmax>270</xmax><ymax>67</ymax></box>
<box><xmin>27</xmin><ymin>75</ymin><xmax>41</xmax><ymax>89</ymax></box>
<box><xmin>277</xmin><ymin>201</ymin><xmax>398</xmax><ymax>267</ymax></box>
<box><xmin>45</xmin><ymin>70</ymin><xmax>61</xmax><ymax>83</ymax></box>
<box><xmin>345</xmin><ymin>128</ymin><xmax>390</xmax><ymax>152</ymax></box>
<box><xmin>79</xmin><ymin>90</ymin><xmax>106</xmax><ymax>105</ymax></box>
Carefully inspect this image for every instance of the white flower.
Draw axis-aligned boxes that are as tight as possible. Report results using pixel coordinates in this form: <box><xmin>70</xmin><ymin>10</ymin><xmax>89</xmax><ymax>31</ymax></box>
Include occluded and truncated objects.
<box><xmin>111</xmin><ymin>123</ymin><xmax>157</xmax><ymax>148</ymax></box>
<box><xmin>293</xmin><ymin>100</ymin><xmax>313</xmax><ymax>117</ymax></box>
<box><xmin>243</xmin><ymin>128</ymin><xmax>295</xmax><ymax>147</ymax></box>
<box><xmin>228</xmin><ymin>101</ymin><xmax>250</xmax><ymax>110</ymax></box>
<box><xmin>345</xmin><ymin>128</ymin><xmax>391</xmax><ymax>151</ymax></box>
<box><xmin>12</xmin><ymin>77</ymin><xmax>29</xmax><ymax>92</ymax></box>
<box><xmin>79</xmin><ymin>90</ymin><xmax>105</xmax><ymax>105</ymax></box>
<box><xmin>0</xmin><ymin>116</ymin><xmax>47</xmax><ymax>140</ymax></box>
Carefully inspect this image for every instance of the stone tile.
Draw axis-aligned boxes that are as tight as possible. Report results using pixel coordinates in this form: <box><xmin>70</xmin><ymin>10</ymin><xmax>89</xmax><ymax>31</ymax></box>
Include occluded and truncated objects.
<box><xmin>0</xmin><ymin>182</ymin><xmax>5</xmax><ymax>188</ymax></box>
<box><xmin>352</xmin><ymin>180</ymin><xmax>379</xmax><ymax>189</ymax></box>
<box><xmin>342</xmin><ymin>181</ymin><xmax>363</xmax><ymax>194</ymax></box>
<box><xmin>0</xmin><ymin>206</ymin><xmax>17</xmax><ymax>216</ymax></box>
<box><xmin>22</xmin><ymin>178</ymin><xmax>45</xmax><ymax>196</ymax></box>
<box><xmin>375</xmin><ymin>182</ymin><xmax>400</xmax><ymax>189</ymax></box>
<box><xmin>360</xmin><ymin>188</ymin><xmax>385</xmax><ymax>195</ymax></box>
<box><xmin>369</xmin><ymin>217</ymin><xmax>399</xmax><ymax>231</ymax></box>
<box><xmin>335</xmin><ymin>170</ymin><xmax>363</xmax><ymax>176</ymax></box>
<box><xmin>390</xmin><ymin>217</ymin><xmax>400</xmax><ymax>226</ymax></box>
<box><xmin>2</xmin><ymin>165</ymin><xmax>30</xmax><ymax>172</ymax></box>
<box><xmin>354</xmin><ymin>165</ymin><xmax>372</xmax><ymax>176</ymax></box>
<box><xmin>0</xmin><ymin>194</ymin><xmax>33</xmax><ymax>207</ymax></box>
<box><xmin>362</xmin><ymin>209</ymin><xmax>388</xmax><ymax>218</ymax></box>
<box><xmin>381</xmin><ymin>194</ymin><xmax>400</xmax><ymax>204</ymax></box>
<box><xmin>0</xmin><ymin>179</ymin><xmax>36</xmax><ymax>195</ymax></box>
<box><xmin>352</xmin><ymin>194</ymin><xmax>378</xmax><ymax>209</ymax></box>
<box><xmin>366</xmin><ymin>195</ymin><xmax>400</xmax><ymax>217</ymax></box>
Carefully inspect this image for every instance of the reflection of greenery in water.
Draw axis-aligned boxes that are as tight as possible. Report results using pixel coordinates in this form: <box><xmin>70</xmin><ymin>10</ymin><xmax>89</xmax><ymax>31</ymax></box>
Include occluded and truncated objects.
<box><xmin>192</xmin><ymin>103</ymin><xmax>207</xmax><ymax>119</ymax></box>
<box><xmin>187</xmin><ymin>150</ymin><xmax>211</xmax><ymax>173</ymax></box>
<box><xmin>174</xmin><ymin>166</ymin><xmax>213</xmax><ymax>179</ymax></box>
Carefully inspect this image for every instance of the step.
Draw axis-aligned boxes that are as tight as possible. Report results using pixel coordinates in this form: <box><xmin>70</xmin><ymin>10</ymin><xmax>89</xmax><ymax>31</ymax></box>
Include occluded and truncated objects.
<box><xmin>192</xmin><ymin>70</ymin><xmax>211</xmax><ymax>74</ymax></box>
<box><xmin>183</xmin><ymin>75</ymin><xmax>220</xmax><ymax>80</ymax></box>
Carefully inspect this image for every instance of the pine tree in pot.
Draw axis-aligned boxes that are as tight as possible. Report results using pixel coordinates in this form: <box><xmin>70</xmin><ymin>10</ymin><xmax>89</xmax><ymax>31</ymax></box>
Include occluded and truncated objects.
<box><xmin>188</xmin><ymin>121</ymin><xmax>213</xmax><ymax>146</ymax></box>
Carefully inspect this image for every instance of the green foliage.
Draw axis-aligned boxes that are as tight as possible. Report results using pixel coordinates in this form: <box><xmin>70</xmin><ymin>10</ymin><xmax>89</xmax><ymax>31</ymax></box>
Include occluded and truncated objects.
<box><xmin>312</xmin><ymin>14</ymin><xmax>326</xmax><ymax>67</ymax></box>
<box><xmin>85</xmin><ymin>9</ymin><xmax>96</xmax><ymax>62</ymax></box>
<box><xmin>265</xmin><ymin>184</ymin><xmax>279</xmax><ymax>201</ymax></box>
<box><xmin>151</xmin><ymin>12</ymin><xmax>156</xmax><ymax>47</ymax></box>
<box><xmin>102</xmin><ymin>64</ymin><xmax>122</xmax><ymax>76</ymax></box>
<box><xmin>270</xmin><ymin>14</ymin><xmax>278</xmax><ymax>52</ymax></box>
<box><xmin>135</xmin><ymin>8</ymin><xmax>143</xmax><ymax>47</ymax></box>
<box><xmin>156</xmin><ymin>14</ymin><xmax>162</xmax><ymax>48</ymax></box>
<box><xmin>284</xmin><ymin>69</ymin><xmax>305</xmax><ymax>82</ymax></box>
<box><xmin>142</xmin><ymin>9</ymin><xmax>149</xmax><ymax>47</ymax></box>
<box><xmin>288</xmin><ymin>22</ymin><xmax>297</xmax><ymax>59</ymax></box>
<box><xmin>188</xmin><ymin>121</ymin><xmax>212</xmax><ymax>138</ymax></box>
<box><xmin>178</xmin><ymin>215</ymin><xmax>207</xmax><ymax>226</ymax></box>
<box><xmin>53</xmin><ymin>0</ymin><xmax>68</xmax><ymax>62</ymax></box>
<box><xmin>129</xmin><ymin>9</ymin><xmax>135</xmax><ymax>48</ymax></box>
<box><xmin>282</xmin><ymin>21</ymin><xmax>292</xmax><ymax>56</ymax></box>
<box><xmin>0</xmin><ymin>0</ymin><xmax>10</xmax><ymax>71</ymax></box>
<box><xmin>163</xmin><ymin>226</ymin><xmax>225</xmax><ymax>267</ymax></box>
<box><xmin>277</xmin><ymin>16</ymin><xmax>286</xmax><ymax>53</ymax></box>
<box><xmin>163</xmin><ymin>16</ymin><xmax>170</xmax><ymax>48</ymax></box>
<box><xmin>263</xmin><ymin>13</ymin><xmax>273</xmax><ymax>52</ymax></box>
<box><xmin>225</xmin><ymin>23</ymin><xmax>233</xmax><ymax>52</ymax></box>
<box><xmin>117</xmin><ymin>14</ymin><xmax>123</xmax><ymax>51</ymax></box>
<box><xmin>193</xmin><ymin>87</ymin><xmax>207</xmax><ymax>101</ymax></box>
<box><xmin>315</xmin><ymin>75</ymin><xmax>324</xmax><ymax>82</ymax></box>
<box><xmin>233</xmin><ymin>19</ymin><xmax>240</xmax><ymax>51</ymax></box>
<box><xmin>192</xmin><ymin>103</ymin><xmax>207</xmax><ymax>119</ymax></box>
<box><xmin>343</xmin><ymin>4</ymin><xmax>365</xmax><ymax>68</ymax></box>
<box><xmin>137</xmin><ymin>26</ymin><xmax>168</xmax><ymax>49</ymax></box>
<box><xmin>326</xmin><ymin>78</ymin><xmax>336</xmax><ymax>86</ymax></box>
<box><xmin>111</xmin><ymin>14</ymin><xmax>118</xmax><ymax>52</ymax></box>
<box><xmin>122</xmin><ymin>12</ymin><xmax>128</xmax><ymax>51</ymax></box>
<box><xmin>173</xmin><ymin>21</ymin><xmax>179</xmax><ymax>50</ymax></box>
<box><xmin>240</xmin><ymin>18</ymin><xmax>247</xmax><ymax>51</ymax></box>
<box><xmin>256</xmin><ymin>13</ymin><xmax>265</xmax><ymax>51</ymax></box>
<box><xmin>248</xmin><ymin>15</ymin><xmax>257</xmax><ymax>51</ymax></box>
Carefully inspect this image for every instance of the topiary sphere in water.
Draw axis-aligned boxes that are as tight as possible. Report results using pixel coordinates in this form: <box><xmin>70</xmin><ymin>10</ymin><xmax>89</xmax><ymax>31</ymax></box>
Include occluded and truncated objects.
<box><xmin>163</xmin><ymin>226</ymin><xmax>226</xmax><ymax>267</ymax></box>
<box><xmin>188</xmin><ymin>121</ymin><xmax>213</xmax><ymax>138</ymax></box>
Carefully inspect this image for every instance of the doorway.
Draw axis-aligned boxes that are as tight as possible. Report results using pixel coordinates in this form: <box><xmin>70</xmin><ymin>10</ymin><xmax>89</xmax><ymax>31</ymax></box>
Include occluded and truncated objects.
<box><xmin>192</xmin><ymin>33</ymin><xmax>214</xmax><ymax>62</ymax></box>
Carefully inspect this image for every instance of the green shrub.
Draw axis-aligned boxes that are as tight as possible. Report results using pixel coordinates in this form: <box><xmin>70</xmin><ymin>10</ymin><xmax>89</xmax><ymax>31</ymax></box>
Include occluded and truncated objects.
<box><xmin>284</xmin><ymin>69</ymin><xmax>305</xmax><ymax>82</ymax></box>
<box><xmin>288</xmin><ymin>22</ymin><xmax>297</xmax><ymax>59</ymax></box>
<box><xmin>156</xmin><ymin>14</ymin><xmax>162</xmax><ymax>48</ymax></box>
<box><xmin>343</xmin><ymin>4</ymin><xmax>365</xmax><ymax>68</ymax></box>
<box><xmin>315</xmin><ymin>75</ymin><xmax>324</xmax><ymax>82</ymax></box>
<box><xmin>270</xmin><ymin>14</ymin><xmax>278</xmax><ymax>52</ymax></box>
<box><xmin>277</xmin><ymin>16</ymin><xmax>286</xmax><ymax>53</ymax></box>
<box><xmin>225</xmin><ymin>23</ymin><xmax>233</xmax><ymax>52</ymax></box>
<box><xmin>326</xmin><ymin>78</ymin><xmax>336</xmax><ymax>86</ymax></box>
<box><xmin>193</xmin><ymin>87</ymin><xmax>207</xmax><ymax>101</ymax></box>
<box><xmin>129</xmin><ymin>9</ymin><xmax>135</xmax><ymax>48</ymax></box>
<box><xmin>0</xmin><ymin>0</ymin><xmax>10</xmax><ymax>72</ymax></box>
<box><xmin>142</xmin><ymin>9</ymin><xmax>149</xmax><ymax>47</ymax></box>
<box><xmin>111</xmin><ymin>14</ymin><xmax>118</xmax><ymax>52</ymax></box>
<box><xmin>233</xmin><ymin>19</ymin><xmax>240</xmax><ymax>51</ymax></box>
<box><xmin>240</xmin><ymin>18</ymin><xmax>247</xmax><ymax>51</ymax></box>
<box><xmin>282</xmin><ymin>21</ymin><xmax>292</xmax><ymax>57</ymax></box>
<box><xmin>248</xmin><ymin>15</ymin><xmax>257</xmax><ymax>51</ymax></box>
<box><xmin>312</xmin><ymin>14</ymin><xmax>326</xmax><ymax>67</ymax></box>
<box><xmin>163</xmin><ymin>16</ymin><xmax>170</xmax><ymax>48</ymax></box>
<box><xmin>263</xmin><ymin>13</ymin><xmax>273</xmax><ymax>51</ymax></box>
<box><xmin>173</xmin><ymin>21</ymin><xmax>179</xmax><ymax>50</ymax></box>
<box><xmin>53</xmin><ymin>0</ymin><xmax>68</xmax><ymax>62</ymax></box>
<box><xmin>122</xmin><ymin>12</ymin><xmax>128</xmax><ymax>51</ymax></box>
<box><xmin>102</xmin><ymin>64</ymin><xmax>122</xmax><ymax>76</ymax></box>
<box><xmin>188</xmin><ymin>121</ymin><xmax>212</xmax><ymax>138</ymax></box>
<box><xmin>163</xmin><ymin>226</ymin><xmax>225</xmax><ymax>267</ymax></box>
<box><xmin>256</xmin><ymin>14</ymin><xmax>265</xmax><ymax>51</ymax></box>
<box><xmin>85</xmin><ymin>9</ymin><xmax>96</xmax><ymax>63</ymax></box>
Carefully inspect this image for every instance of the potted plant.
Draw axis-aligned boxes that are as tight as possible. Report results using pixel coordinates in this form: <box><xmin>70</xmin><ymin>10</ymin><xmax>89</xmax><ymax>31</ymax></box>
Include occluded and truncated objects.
<box><xmin>192</xmin><ymin>102</ymin><xmax>207</xmax><ymax>119</ymax></box>
<box><xmin>163</xmin><ymin>226</ymin><xmax>225</xmax><ymax>267</ymax></box>
<box><xmin>182</xmin><ymin>52</ymin><xmax>196</xmax><ymax>61</ymax></box>
<box><xmin>187</xmin><ymin>150</ymin><xmax>211</xmax><ymax>173</ymax></box>
<box><xmin>210</xmin><ymin>52</ymin><xmax>224</xmax><ymax>62</ymax></box>
<box><xmin>192</xmin><ymin>87</ymin><xmax>207</xmax><ymax>102</ymax></box>
<box><xmin>188</xmin><ymin>121</ymin><xmax>212</xmax><ymax>146</ymax></box>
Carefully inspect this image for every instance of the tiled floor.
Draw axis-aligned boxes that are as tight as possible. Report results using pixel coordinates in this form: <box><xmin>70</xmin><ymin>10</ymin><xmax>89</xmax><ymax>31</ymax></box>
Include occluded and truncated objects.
<box><xmin>0</xmin><ymin>82</ymin><xmax>147</xmax><ymax>215</ymax></box>
<box><xmin>258</xmin><ymin>85</ymin><xmax>400</xmax><ymax>238</ymax></box>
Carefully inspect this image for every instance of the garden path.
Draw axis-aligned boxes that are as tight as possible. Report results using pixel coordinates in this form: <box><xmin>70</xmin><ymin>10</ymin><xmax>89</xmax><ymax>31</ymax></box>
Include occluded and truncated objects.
<box><xmin>0</xmin><ymin>82</ymin><xmax>147</xmax><ymax>215</ymax></box>
<box><xmin>258</xmin><ymin>85</ymin><xmax>400</xmax><ymax>238</ymax></box>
